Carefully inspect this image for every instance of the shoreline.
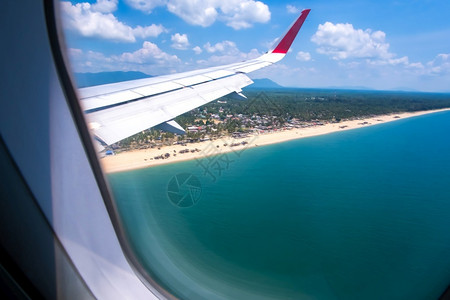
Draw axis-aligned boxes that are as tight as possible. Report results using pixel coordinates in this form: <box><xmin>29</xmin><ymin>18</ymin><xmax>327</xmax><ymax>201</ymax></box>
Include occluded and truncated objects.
<box><xmin>101</xmin><ymin>108</ymin><xmax>450</xmax><ymax>173</ymax></box>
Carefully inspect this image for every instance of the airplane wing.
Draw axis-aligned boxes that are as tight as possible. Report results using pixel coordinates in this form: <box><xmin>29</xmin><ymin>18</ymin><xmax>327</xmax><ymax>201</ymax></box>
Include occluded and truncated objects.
<box><xmin>79</xmin><ymin>9</ymin><xmax>311</xmax><ymax>150</ymax></box>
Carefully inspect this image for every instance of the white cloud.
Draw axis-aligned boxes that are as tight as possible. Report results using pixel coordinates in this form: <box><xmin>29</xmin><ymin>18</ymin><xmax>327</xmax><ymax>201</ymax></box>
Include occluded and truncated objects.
<box><xmin>166</xmin><ymin>0</ymin><xmax>270</xmax><ymax>29</ymax></box>
<box><xmin>91</xmin><ymin>0</ymin><xmax>118</xmax><ymax>13</ymax></box>
<box><xmin>425</xmin><ymin>53</ymin><xmax>450</xmax><ymax>75</ymax></box>
<box><xmin>68</xmin><ymin>49</ymin><xmax>114</xmax><ymax>71</ymax></box>
<box><xmin>309</xmin><ymin>21</ymin><xmax>450</xmax><ymax>90</ymax></box>
<box><xmin>192</xmin><ymin>46</ymin><xmax>203</xmax><ymax>54</ymax></box>
<box><xmin>311</xmin><ymin>22</ymin><xmax>393</xmax><ymax>61</ymax></box>
<box><xmin>61</xmin><ymin>1</ymin><xmax>166</xmax><ymax>42</ymax></box>
<box><xmin>67</xmin><ymin>41</ymin><xmax>181</xmax><ymax>74</ymax></box>
<box><xmin>124</xmin><ymin>0</ymin><xmax>167</xmax><ymax>13</ymax></box>
<box><xmin>367</xmin><ymin>56</ymin><xmax>410</xmax><ymax>66</ymax></box>
<box><xmin>408</xmin><ymin>62</ymin><xmax>425</xmax><ymax>69</ymax></box>
<box><xmin>167</xmin><ymin>0</ymin><xmax>218</xmax><ymax>27</ymax></box>
<box><xmin>68</xmin><ymin>48</ymin><xmax>83</xmax><ymax>57</ymax></box>
<box><xmin>219</xmin><ymin>0</ymin><xmax>271</xmax><ymax>30</ymax></box>
<box><xmin>133</xmin><ymin>24</ymin><xmax>167</xmax><ymax>39</ymax></box>
<box><xmin>121</xmin><ymin>0</ymin><xmax>271</xmax><ymax>29</ymax></box>
<box><xmin>171</xmin><ymin>33</ymin><xmax>190</xmax><ymax>50</ymax></box>
<box><xmin>204</xmin><ymin>40</ymin><xmax>239</xmax><ymax>54</ymax></box>
<box><xmin>286</xmin><ymin>5</ymin><xmax>300</xmax><ymax>14</ymax></box>
<box><xmin>199</xmin><ymin>42</ymin><xmax>261</xmax><ymax>66</ymax></box>
<box><xmin>296</xmin><ymin>51</ymin><xmax>311</xmax><ymax>61</ymax></box>
<box><xmin>68</xmin><ymin>40</ymin><xmax>262</xmax><ymax>76</ymax></box>
<box><xmin>309</xmin><ymin>21</ymin><xmax>433</xmax><ymax>71</ymax></box>
<box><xmin>61</xmin><ymin>1</ymin><xmax>134</xmax><ymax>42</ymax></box>
<box><xmin>118</xmin><ymin>41</ymin><xmax>180</xmax><ymax>64</ymax></box>
<box><xmin>85</xmin><ymin>50</ymin><xmax>114</xmax><ymax>63</ymax></box>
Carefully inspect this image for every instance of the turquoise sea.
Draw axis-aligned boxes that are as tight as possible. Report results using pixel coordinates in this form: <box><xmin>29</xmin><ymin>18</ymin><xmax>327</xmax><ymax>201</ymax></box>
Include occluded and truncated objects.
<box><xmin>108</xmin><ymin>111</ymin><xmax>450</xmax><ymax>300</ymax></box>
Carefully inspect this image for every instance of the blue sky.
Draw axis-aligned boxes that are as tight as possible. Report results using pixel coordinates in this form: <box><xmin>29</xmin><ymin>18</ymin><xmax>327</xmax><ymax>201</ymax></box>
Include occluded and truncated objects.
<box><xmin>62</xmin><ymin>0</ymin><xmax>450</xmax><ymax>92</ymax></box>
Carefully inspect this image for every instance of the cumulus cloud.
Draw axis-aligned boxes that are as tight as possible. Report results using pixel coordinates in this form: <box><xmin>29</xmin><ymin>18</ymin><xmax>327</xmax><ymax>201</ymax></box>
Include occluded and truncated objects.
<box><xmin>68</xmin><ymin>48</ymin><xmax>83</xmax><ymax>57</ymax></box>
<box><xmin>67</xmin><ymin>49</ymin><xmax>113</xmax><ymax>71</ymax></box>
<box><xmin>366</xmin><ymin>56</ymin><xmax>411</xmax><ymax>66</ymax></box>
<box><xmin>133</xmin><ymin>24</ymin><xmax>167</xmax><ymax>39</ymax></box>
<box><xmin>426</xmin><ymin>53</ymin><xmax>450</xmax><ymax>75</ymax></box>
<box><xmin>123</xmin><ymin>0</ymin><xmax>271</xmax><ymax>29</ymax></box>
<box><xmin>286</xmin><ymin>5</ymin><xmax>300</xmax><ymax>14</ymax></box>
<box><xmin>219</xmin><ymin>0</ymin><xmax>271</xmax><ymax>30</ymax></box>
<box><xmin>65</xmin><ymin>0</ymin><xmax>270</xmax><ymax>36</ymax></box>
<box><xmin>167</xmin><ymin>1</ymin><xmax>217</xmax><ymax>27</ymax></box>
<box><xmin>67</xmin><ymin>40</ymin><xmax>261</xmax><ymax>75</ymax></box>
<box><xmin>296</xmin><ymin>51</ymin><xmax>311</xmax><ymax>61</ymax></box>
<box><xmin>119</xmin><ymin>41</ymin><xmax>180</xmax><ymax>64</ymax></box>
<box><xmin>199</xmin><ymin>41</ymin><xmax>261</xmax><ymax>66</ymax></box>
<box><xmin>311</xmin><ymin>22</ymin><xmax>394</xmax><ymax>61</ymax></box>
<box><xmin>61</xmin><ymin>1</ymin><xmax>166</xmax><ymax>42</ymax></box>
<box><xmin>67</xmin><ymin>41</ymin><xmax>181</xmax><ymax>74</ymax></box>
<box><xmin>310</xmin><ymin>21</ymin><xmax>430</xmax><ymax>71</ymax></box>
<box><xmin>166</xmin><ymin>0</ymin><xmax>270</xmax><ymax>29</ymax></box>
<box><xmin>309</xmin><ymin>21</ymin><xmax>450</xmax><ymax>85</ymax></box>
<box><xmin>192</xmin><ymin>46</ymin><xmax>203</xmax><ymax>54</ymax></box>
<box><xmin>171</xmin><ymin>33</ymin><xmax>190</xmax><ymax>50</ymax></box>
<box><xmin>91</xmin><ymin>0</ymin><xmax>118</xmax><ymax>13</ymax></box>
<box><xmin>124</xmin><ymin>0</ymin><xmax>167</xmax><ymax>13</ymax></box>
<box><xmin>204</xmin><ymin>40</ymin><xmax>239</xmax><ymax>54</ymax></box>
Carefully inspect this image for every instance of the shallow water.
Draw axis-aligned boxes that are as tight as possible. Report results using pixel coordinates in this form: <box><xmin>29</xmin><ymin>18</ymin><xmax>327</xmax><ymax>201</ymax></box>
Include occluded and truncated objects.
<box><xmin>109</xmin><ymin>111</ymin><xmax>450</xmax><ymax>299</ymax></box>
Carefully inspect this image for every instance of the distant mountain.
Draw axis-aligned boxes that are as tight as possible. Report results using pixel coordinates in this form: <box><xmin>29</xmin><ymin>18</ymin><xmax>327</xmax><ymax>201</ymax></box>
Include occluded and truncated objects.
<box><xmin>392</xmin><ymin>87</ymin><xmax>421</xmax><ymax>92</ymax></box>
<box><xmin>248</xmin><ymin>78</ymin><xmax>284</xmax><ymax>89</ymax></box>
<box><xmin>74</xmin><ymin>71</ymin><xmax>152</xmax><ymax>88</ymax></box>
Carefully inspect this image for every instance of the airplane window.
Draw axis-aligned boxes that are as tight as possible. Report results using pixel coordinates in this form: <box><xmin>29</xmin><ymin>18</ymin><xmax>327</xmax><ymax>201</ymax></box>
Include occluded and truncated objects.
<box><xmin>57</xmin><ymin>1</ymin><xmax>450</xmax><ymax>299</ymax></box>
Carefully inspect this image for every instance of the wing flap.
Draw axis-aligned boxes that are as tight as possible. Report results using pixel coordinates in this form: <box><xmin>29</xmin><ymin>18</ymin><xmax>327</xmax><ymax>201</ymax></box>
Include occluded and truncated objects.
<box><xmin>81</xmin><ymin>90</ymin><xmax>143</xmax><ymax>111</ymax></box>
<box><xmin>132</xmin><ymin>81</ymin><xmax>184</xmax><ymax>97</ymax></box>
<box><xmin>173</xmin><ymin>74</ymin><xmax>212</xmax><ymax>87</ymax></box>
<box><xmin>87</xmin><ymin>73</ymin><xmax>252</xmax><ymax>145</ymax></box>
<box><xmin>203</xmin><ymin>70</ymin><xmax>235</xmax><ymax>79</ymax></box>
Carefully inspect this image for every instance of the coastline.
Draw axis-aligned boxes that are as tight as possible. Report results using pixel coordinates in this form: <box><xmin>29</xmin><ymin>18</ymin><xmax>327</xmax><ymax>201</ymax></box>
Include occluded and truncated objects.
<box><xmin>100</xmin><ymin>108</ymin><xmax>450</xmax><ymax>173</ymax></box>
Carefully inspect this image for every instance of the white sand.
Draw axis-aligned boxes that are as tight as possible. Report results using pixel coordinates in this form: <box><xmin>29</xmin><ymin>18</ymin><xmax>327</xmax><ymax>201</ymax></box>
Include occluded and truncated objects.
<box><xmin>100</xmin><ymin>108</ymin><xmax>450</xmax><ymax>173</ymax></box>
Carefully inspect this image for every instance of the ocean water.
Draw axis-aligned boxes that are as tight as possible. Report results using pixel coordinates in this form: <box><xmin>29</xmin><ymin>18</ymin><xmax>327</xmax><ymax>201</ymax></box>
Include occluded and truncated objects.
<box><xmin>108</xmin><ymin>111</ymin><xmax>450</xmax><ymax>300</ymax></box>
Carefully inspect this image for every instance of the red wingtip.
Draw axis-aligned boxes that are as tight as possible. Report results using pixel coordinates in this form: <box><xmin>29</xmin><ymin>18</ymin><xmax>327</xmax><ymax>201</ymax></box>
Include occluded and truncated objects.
<box><xmin>272</xmin><ymin>9</ymin><xmax>311</xmax><ymax>54</ymax></box>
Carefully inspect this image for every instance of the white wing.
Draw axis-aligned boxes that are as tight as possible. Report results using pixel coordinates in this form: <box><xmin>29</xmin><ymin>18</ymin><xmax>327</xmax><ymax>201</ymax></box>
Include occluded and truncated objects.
<box><xmin>79</xmin><ymin>9</ymin><xmax>311</xmax><ymax>150</ymax></box>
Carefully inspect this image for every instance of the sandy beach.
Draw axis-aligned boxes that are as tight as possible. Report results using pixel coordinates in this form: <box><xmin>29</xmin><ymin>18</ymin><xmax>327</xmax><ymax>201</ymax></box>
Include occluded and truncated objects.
<box><xmin>100</xmin><ymin>108</ymin><xmax>450</xmax><ymax>173</ymax></box>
